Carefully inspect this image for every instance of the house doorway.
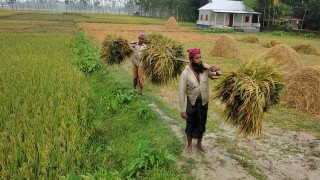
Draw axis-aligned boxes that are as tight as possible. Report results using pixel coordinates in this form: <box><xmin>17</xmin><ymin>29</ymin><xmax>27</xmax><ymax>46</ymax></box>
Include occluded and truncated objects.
<box><xmin>229</xmin><ymin>14</ymin><xmax>234</xmax><ymax>27</ymax></box>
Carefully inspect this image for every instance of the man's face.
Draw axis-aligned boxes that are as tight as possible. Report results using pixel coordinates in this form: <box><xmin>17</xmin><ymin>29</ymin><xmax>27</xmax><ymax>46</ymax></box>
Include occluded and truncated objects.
<box><xmin>191</xmin><ymin>54</ymin><xmax>205</xmax><ymax>73</ymax></box>
<box><xmin>138</xmin><ymin>37</ymin><xmax>144</xmax><ymax>44</ymax></box>
<box><xmin>192</xmin><ymin>54</ymin><xmax>202</xmax><ymax>65</ymax></box>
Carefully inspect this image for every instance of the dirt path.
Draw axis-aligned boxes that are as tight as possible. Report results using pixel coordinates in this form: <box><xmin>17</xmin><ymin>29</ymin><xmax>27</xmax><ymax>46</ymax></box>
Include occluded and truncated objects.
<box><xmin>149</xmin><ymin>102</ymin><xmax>254</xmax><ymax>180</ymax></box>
<box><xmin>149</xmin><ymin>102</ymin><xmax>320</xmax><ymax>180</ymax></box>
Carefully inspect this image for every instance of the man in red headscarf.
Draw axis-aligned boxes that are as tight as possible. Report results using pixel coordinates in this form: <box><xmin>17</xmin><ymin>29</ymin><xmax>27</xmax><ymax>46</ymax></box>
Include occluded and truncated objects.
<box><xmin>179</xmin><ymin>48</ymin><xmax>221</xmax><ymax>154</ymax></box>
<box><xmin>131</xmin><ymin>34</ymin><xmax>147</xmax><ymax>96</ymax></box>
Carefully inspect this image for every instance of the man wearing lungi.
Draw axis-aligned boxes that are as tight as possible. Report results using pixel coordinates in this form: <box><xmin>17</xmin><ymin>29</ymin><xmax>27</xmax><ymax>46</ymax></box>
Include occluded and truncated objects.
<box><xmin>179</xmin><ymin>48</ymin><xmax>221</xmax><ymax>154</ymax></box>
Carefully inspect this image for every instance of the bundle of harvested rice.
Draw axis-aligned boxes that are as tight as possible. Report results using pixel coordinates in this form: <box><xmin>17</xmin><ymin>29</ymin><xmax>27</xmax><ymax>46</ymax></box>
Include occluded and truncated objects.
<box><xmin>259</xmin><ymin>44</ymin><xmax>303</xmax><ymax>75</ymax></box>
<box><xmin>282</xmin><ymin>66</ymin><xmax>320</xmax><ymax>114</ymax></box>
<box><xmin>211</xmin><ymin>34</ymin><xmax>239</xmax><ymax>59</ymax></box>
<box><xmin>144</xmin><ymin>32</ymin><xmax>165</xmax><ymax>45</ymax></box>
<box><xmin>100</xmin><ymin>34</ymin><xmax>133</xmax><ymax>65</ymax></box>
<box><xmin>240</xmin><ymin>35</ymin><xmax>259</xmax><ymax>43</ymax></box>
<box><xmin>164</xmin><ymin>17</ymin><xmax>180</xmax><ymax>30</ymax></box>
<box><xmin>213</xmin><ymin>58</ymin><xmax>284</xmax><ymax>136</ymax></box>
<box><xmin>262</xmin><ymin>39</ymin><xmax>282</xmax><ymax>48</ymax></box>
<box><xmin>291</xmin><ymin>44</ymin><xmax>319</xmax><ymax>55</ymax></box>
<box><xmin>140</xmin><ymin>34</ymin><xmax>185</xmax><ymax>84</ymax></box>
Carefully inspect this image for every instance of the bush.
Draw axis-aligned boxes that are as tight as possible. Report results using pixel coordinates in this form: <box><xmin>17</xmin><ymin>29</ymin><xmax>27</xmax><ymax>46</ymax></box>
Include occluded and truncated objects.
<box><xmin>70</xmin><ymin>32</ymin><xmax>101</xmax><ymax>74</ymax></box>
<box><xmin>125</xmin><ymin>139</ymin><xmax>176</xmax><ymax>178</ymax></box>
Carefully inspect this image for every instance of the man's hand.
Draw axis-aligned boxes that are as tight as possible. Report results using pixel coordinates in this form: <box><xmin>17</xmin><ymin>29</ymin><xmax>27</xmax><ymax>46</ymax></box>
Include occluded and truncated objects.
<box><xmin>181</xmin><ymin>112</ymin><xmax>188</xmax><ymax>120</ymax></box>
<box><xmin>209</xmin><ymin>65</ymin><xmax>220</xmax><ymax>72</ymax></box>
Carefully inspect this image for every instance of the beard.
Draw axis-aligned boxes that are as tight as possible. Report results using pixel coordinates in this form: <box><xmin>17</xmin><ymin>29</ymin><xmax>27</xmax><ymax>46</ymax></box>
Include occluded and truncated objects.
<box><xmin>191</xmin><ymin>61</ymin><xmax>206</xmax><ymax>73</ymax></box>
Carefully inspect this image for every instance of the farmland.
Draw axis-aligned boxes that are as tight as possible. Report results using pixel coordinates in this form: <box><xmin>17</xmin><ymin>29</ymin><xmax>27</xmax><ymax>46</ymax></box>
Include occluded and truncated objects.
<box><xmin>0</xmin><ymin>11</ymin><xmax>319</xmax><ymax>179</ymax></box>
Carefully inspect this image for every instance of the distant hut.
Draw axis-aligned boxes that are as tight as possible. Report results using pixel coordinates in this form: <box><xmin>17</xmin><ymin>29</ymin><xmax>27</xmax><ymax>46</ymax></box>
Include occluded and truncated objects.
<box><xmin>133</xmin><ymin>11</ymin><xmax>140</xmax><ymax>16</ymax></box>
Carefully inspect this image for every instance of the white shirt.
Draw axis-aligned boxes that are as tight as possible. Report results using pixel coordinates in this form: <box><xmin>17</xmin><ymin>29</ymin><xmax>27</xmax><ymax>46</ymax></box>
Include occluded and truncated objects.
<box><xmin>131</xmin><ymin>43</ymin><xmax>146</xmax><ymax>66</ymax></box>
<box><xmin>179</xmin><ymin>64</ymin><xmax>214</xmax><ymax>112</ymax></box>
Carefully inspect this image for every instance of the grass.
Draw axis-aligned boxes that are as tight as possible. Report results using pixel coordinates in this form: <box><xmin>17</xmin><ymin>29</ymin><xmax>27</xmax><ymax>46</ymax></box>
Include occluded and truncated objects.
<box><xmin>83</xmin><ymin>61</ymin><xmax>183</xmax><ymax>179</ymax></box>
<box><xmin>0</xmin><ymin>32</ymin><xmax>89</xmax><ymax>178</ymax></box>
<box><xmin>0</xmin><ymin>12</ymin><xmax>184</xmax><ymax>178</ymax></box>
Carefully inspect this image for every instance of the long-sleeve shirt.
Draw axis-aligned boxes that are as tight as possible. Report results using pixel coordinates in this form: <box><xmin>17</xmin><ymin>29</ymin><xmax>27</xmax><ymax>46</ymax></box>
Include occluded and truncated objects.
<box><xmin>179</xmin><ymin>64</ymin><xmax>215</xmax><ymax>112</ymax></box>
<box><xmin>131</xmin><ymin>43</ymin><xmax>146</xmax><ymax>66</ymax></box>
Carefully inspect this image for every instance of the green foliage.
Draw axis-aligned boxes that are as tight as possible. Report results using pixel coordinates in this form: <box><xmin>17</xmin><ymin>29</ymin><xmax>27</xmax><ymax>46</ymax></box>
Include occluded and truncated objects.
<box><xmin>70</xmin><ymin>32</ymin><xmax>101</xmax><ymax>74</ymax></box>
<box><xmin>272</xmin><ymin>30</ymin><xmax>285</xmax><ymax>36</ymax></box>
<box><xmin>271</xmin><ymin>30</ymin><xmax>317</xmax><ymax>39</ymax></box>
<box><xmin>205</xmin><ymin>28</ymin><xmax>235</xmax><ymax>33</ymax></box>
<box><xmin>84</xmin><ymin>66</ymin><xmax>182</xmax><ymax>179</ymax></box>
<box><xmin>213</xmin><ymin>58</ymin><xmax>285</xmax><ymax>136</ymax></box>
<box><xmin>137</xmin><ymin>106</ymin><xmax>155</xmax><ymax>122</ymax></box>
<box><xmin>125</xmin><ymin>139</ymin><xmax>176</xmax><ymax>178</ymax></box>
<box><xmin>105</xmin><ymin>85</ymin><xmax>135</xmax><ymax>112</ymax></box>
<box><xmin>273</xmin><ymin>22</ymin><xmax>294</xmax><ymax>30</ymax></box>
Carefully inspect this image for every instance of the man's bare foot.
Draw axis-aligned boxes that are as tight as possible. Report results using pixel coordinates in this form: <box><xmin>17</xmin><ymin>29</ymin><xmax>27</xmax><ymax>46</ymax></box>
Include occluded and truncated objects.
<box><xmin>186</xmin><ymin>146</ymin><xmax>192</xmax><ymax>155</ymax></box>
<box><xmin>140</xmin><ymin>92</ymin><xmax>145</xmax><ymax>96</ymax></box>
<box><xmin>196</xmin><ymin>144</ymin><xmax>208</xmax><ymax>153</ymax></box>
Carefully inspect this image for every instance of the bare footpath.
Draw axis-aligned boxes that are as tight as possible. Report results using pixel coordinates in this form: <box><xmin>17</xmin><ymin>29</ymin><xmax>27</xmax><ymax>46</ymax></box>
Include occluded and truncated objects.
<box><xmin>149</xmin><ymin>102</ymin><xmax>320</xmax><ymax>180</ymax></box>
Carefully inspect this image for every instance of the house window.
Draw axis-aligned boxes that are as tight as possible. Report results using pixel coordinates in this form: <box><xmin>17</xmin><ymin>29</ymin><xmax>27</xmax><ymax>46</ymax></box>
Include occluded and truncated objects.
<box><xmin>205</xmin><ymin>15</ymin><xmax>208</xmax><ymax>21</ymax></box>
<box><xmin>245</xmin><ymin>16</ymin><xmax>250</xmax><ymax>22</ymax></box>
<box><xmin>201</xmin><ymin>14</ymin><xmax>203</xmax><ymax>20</ymax></box>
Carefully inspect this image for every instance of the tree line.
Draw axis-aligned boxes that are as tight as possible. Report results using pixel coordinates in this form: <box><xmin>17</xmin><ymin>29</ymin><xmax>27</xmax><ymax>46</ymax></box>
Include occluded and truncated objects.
<box><xmin>242</xmin><ymin>0</ymin><xmax>320</xmax><ymax>30</ymax></box>
<box><xmin>2</xmin><ymin>0</ymin><xmax>319</xmax><ymax>30</ymax></box>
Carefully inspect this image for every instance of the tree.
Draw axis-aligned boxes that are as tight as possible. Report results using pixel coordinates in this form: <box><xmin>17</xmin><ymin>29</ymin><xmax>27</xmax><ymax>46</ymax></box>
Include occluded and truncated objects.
<box><xmin>6</xmin><ymin>0</ymin><xmax>16</xmax><ymax>10</ymax></box>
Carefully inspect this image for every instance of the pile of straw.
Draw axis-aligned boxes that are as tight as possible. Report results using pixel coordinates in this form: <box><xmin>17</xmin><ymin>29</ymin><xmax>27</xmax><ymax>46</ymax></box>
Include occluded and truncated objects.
<box><xmin>100</xmin><ymin>34</ymin><xmax>133</xmax><ymax>65</ymax></box>
<box><xmin>240</xmin><ymin>35</ymin><xmax>259</xmax><ymax>43</ymax></box>
<box><xmin>291</xmin><ymin>44</ymin><xmax>319</xmax><ymax>55</ymax></box>
<box><xmin>260</xmin><ymin>44</ymin><xmax>303</xmax><ymax>75</ymax></box>
<box><xmin>213</xmin><ymin>58</ymin><xmax>284</xmax><ymax>136</ymax></box>
<box><xmin>164</xmin><ymin>17</ymin><xmax>180</xmax><ymax>30</ymax></box>
<box><xmin>140</xmin><ymin>33</ymin><xmax>185</xmax><ymax>84</ymax></box>
<box><xmin>211</xmin><ymin>34</ymin><xmax>239</xmax><ymax>59</ymax></box>
<box><xmin>262</xmin><ymin>39</ymin><xmax>282</xmax><ymax>48</ymax></box>
<box><xmin>282</xmin><ymin>66</ymin><xmax>320</xmax><ymax>115</ymax></box>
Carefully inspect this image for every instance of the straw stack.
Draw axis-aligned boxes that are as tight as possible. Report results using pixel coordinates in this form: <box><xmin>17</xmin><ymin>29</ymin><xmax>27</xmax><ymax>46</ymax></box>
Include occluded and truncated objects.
<box><xmin>260</xmin><ymin>44</ymin><xmax>303</xmax><ymax>75</ymax></box>
<box><xmin>164</xmin><ymin>17</ymin><xmax>180</xmax><ymax>30</ymax></box>
<box><xmin>282</xmin><ymin>66</ymin><xmax>320</xmax><ymax>114</ymax></box>
<box><xmin>211</xmin><ymin>34</ymin><xmax>239</xmax><ymax>59</ymax></box>
<box><xmin>240</xmin><ymin>35</ymin><xmax>259</xmax><ymax>43</ymax></box>
<box><xmin>262</xmin><ymin>39</ymin><xmax>282</xmax><ymax>48</ymax></box>
<box><xmin>291</xmin><ymin>44</ymin><xmax>319</xmax><ymax>55</ymax></box>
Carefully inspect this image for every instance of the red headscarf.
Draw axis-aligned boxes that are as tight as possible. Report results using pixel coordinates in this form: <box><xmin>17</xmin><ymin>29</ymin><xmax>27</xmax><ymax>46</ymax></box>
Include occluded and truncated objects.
<box><xmin>187</xmin><ymin>48</ymin><xmax>201</xmax><ymax>59</ymax></box>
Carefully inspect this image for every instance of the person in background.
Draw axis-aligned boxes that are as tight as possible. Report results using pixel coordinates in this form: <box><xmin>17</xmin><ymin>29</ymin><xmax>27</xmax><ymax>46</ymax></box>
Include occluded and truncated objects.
<box><xmin>179</xmin><ymin>48</ymin><xmax>221</xmax><ymax>154</ymax></box>
<box><xmin>131</xmin><ymin>34</ymin><xmax>147</xmax><ymax>96</ymax></box>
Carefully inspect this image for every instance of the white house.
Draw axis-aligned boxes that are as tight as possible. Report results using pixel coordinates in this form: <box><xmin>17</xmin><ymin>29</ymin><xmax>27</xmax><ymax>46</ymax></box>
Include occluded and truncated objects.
<box><xmin>197</xmin><ymin>0</ymin><xmax>261</xmax><ymax>32</ymax></box>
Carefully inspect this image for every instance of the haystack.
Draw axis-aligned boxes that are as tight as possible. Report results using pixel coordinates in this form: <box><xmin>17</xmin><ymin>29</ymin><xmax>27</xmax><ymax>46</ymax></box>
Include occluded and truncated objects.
<box><xmin>291</xmin><ymin>44</ymin><xmax>319</xmax><ymax>55</ymax></box>
<box><xmin>164</xmin><ymin>17</ymin><xmax>180</xmax><ymax>30</ymax></box>
<box><xmin>282</xmin><ymin>66</ymin><xmax>320</xmax><ymax>115</ymax></box>
<box><xmin>262</xmin><ymin>39</ymin><xmax>282</xmax><ymax>48</ymax></box>
<box><xmin>211</xmin><ymin>34</ymin><xmax>239</xmax><ymax>59</ymax></box>
<box><xmin>213</xmin><ymin>58</ymin><xmax>284</xmax><ymax>136</ymax></box>
<box><xmin>240</xmin><ymin>35</ymin><xmax>259</xmax><ymax>43</ymax></box>
<box><xmin>259</xmin><ymin>44</ymin><xmax>303</xmax><ymax>75</ymax></box>
<box><xmin>100</xmin><ymin>34</ymin><xmax>133</xmax><ymax>65</ymax></box>
<box><xmin>140</xmin><ymin>34</ymin><xmax>185</xmax><ymax>84</ymax></box>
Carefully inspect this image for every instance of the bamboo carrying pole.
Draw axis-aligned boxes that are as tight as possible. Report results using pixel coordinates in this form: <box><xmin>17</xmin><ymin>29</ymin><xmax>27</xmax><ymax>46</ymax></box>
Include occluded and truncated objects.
<box><xmin>165</xmin><ymin>50</ymin><xmax>222</xmax><ymax>75</ymax></box>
